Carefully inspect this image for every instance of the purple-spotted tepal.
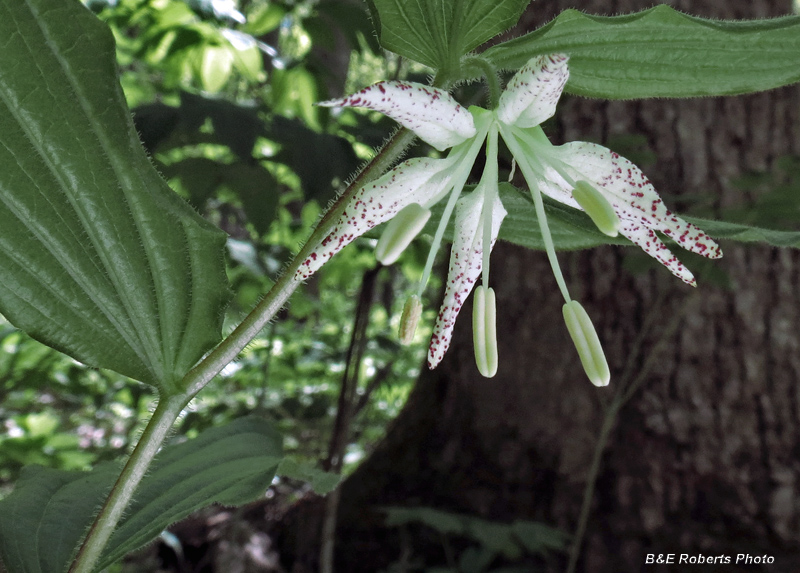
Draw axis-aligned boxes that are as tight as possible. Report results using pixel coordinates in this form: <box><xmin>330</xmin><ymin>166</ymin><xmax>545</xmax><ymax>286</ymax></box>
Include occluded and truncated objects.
<box><xmin>296</xmin><ymin>54</ymin><xmax>722</xmax><ymax>384</ymax></box>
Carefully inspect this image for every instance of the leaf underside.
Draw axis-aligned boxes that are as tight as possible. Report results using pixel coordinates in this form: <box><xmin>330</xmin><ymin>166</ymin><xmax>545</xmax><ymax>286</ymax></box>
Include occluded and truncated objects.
<box><xmin>429</xmin><ymin>184</ymin><xmax>800</xmax><ymax>252</ymax></box>
<box><xmin>370</xmin><ymin>0</ymin><xmax>529</xmax><ymax>71</ymax></box>
<box><xmin>0</xmin><ymin>0</ymin><xmax>229</xmax><ymax>390</ymax></box>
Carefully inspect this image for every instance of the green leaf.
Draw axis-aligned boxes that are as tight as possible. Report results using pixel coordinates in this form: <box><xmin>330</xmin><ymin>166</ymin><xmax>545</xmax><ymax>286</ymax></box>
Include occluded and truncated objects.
<box><xmin>477</xmin><ymin>6</ymin><xmax>800</xmax><ymax>98</ymax></box>
<box><xmin>244</xmin><ymin>2</ymin><xmax>287</xmax><ymax>36</ymax></box>
<box><xmin>428</xmin><ymin>184</ymin><xmax>624</xmax><ymax>251</ymax></box>
<box><xmin>683</xmin><ymin>216</ymin><xmax>800</xmax><ymax>248</ymax></box>
<box><xmin>316</xmin><ymin>1</ymin><xmax>381</xmax><ymax>53</ymax></box>
<box><xmin>276</xmin><ymin>459</ymin><xmax>342</xmax><ymax>494</ymax></box>
<box><xmin>370</xmin><ymin>0</ymin><xmax>529</xmax><ymax>71</ymax></box>
<box><xmin>198</xmin><ymin>44</ymin><xmax>234</xmax><ymax>92</ymax></box>
<box><xmin>511</xmin><ymin>520</ymin><xmax>569</xmax><ymax>553</ymax></box>
<box><xmin>382</xmin><ymin>507</ymin><xmax>565</xmax><ymax>559</ymax></box>
<box><xmin>0</xmin><ymin>0</ymin><xmax>229</xmax><ymax>390</ymax></box>
<box><xmin>432</xmin><ymin>184</ymin><xmax>800</xmax><ymax>253</ymax></box>
<box><xmin>0</xmin><ymin>417</ymin><xmax>282</xmax><ymax>573</ymax></box>
<box><xmin>269</xmin><ymin>116</ymin><xmax>361</xmax><ymax>204</ymax></box>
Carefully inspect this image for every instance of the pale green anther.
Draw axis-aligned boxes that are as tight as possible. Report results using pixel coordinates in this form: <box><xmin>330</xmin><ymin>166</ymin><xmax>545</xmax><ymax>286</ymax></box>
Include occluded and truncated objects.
<box><xmin>562</xmin><ymin>300</ymin><xmax>611</xmax><ymax>387</ymax></box>
<box><xmin>571</xmin><ymin>181</ymin><xmax>620</xmax><ymax>237</ymax></box>
<box><xmin>375</xmin><ymin>203</ymin><xmax>432</xmax><ymax>265</ymax></box>
<box><xmin>398</xmin><ymin>295</ymin><xmax>423</xmax><ymax>345</ymax></box>
<box><xmin>472</xmin><ymin>286</ymin><xmax>498</xmax><ymax>378</ymax></box>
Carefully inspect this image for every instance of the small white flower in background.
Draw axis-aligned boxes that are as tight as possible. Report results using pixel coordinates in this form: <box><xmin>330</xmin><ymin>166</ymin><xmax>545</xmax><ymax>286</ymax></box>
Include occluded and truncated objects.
<box><xmin>211</xmin><ymin>0</ymin><xmax>246</xmax><ymax>24</ymax></box>
<box><xmin>297</xmin><ymin>54</ymin><xmax>722</xmax><ymax>385</ymax></box>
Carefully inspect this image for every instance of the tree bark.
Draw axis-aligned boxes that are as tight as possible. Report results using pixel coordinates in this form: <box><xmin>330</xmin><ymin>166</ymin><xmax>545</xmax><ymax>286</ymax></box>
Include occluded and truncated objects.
<box><xmin>332</xmin><ymin>0</ymin><xmax>800</xmax><ymax>571</ymax></box>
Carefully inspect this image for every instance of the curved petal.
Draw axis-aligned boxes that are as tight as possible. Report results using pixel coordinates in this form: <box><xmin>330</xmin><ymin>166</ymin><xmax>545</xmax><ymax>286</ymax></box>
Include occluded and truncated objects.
<box><xmin>428</xmin><ymin>186</ymin><xmax>507</xmax><ymax>369</ymax></box>
<box><xmin>618</xmin><ymin>218</ymin><xmax>698</xmax><ymax>286</ymax></box>
<box><xmin>497</xmin><ymin>53</ymin><xmax>569</xmax><ymax>129</ymax></box>
<box><xmin>318</xmin><ymin>81</ymin><xmax>476</xmax><ymax>151</ymax></box>
<box><xmin>548</xmin><ymin>142</ymin><xmax>722</xmax><ymax>275</ymax></box>
<box><xmin>296</xmin><ymin>157</ymin><xmax>454</xmax><ymax>280</ymax></box>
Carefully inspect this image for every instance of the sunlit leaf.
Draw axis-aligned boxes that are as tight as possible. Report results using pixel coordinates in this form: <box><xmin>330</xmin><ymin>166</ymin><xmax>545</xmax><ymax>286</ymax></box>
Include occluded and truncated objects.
<box><xmin>198</xmin><ymin>44</ymin><xmax>234</xmax><ymax>92</ymax></box>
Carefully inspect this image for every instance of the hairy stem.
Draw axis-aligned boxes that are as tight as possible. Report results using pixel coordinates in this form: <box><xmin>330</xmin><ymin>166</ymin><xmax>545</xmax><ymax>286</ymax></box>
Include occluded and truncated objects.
<box><xmin>70</xmin><ymin>127</ymin><xmax>417</xmax><ymax>573</ymax></box>
<box><xmin>182</xmin><ymin>127</ymin><xmax>416</xmax><ymax>397</ymax></box>
<box><xmin>464</xmin><ymin>56</ymin><xmax>501</xmax><ymax>109</ymax></box>
<box><xmin>68</xmin><ymin>395</ymin><xmax>188</xmax><ymax>573</ymax></box>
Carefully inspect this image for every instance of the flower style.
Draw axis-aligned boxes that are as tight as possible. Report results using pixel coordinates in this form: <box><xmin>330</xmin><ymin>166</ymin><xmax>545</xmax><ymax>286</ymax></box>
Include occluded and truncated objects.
<box><xmin>296</xmin><ymin>54</ymin><xmax>722</xmax><ymax>384</ymax></box>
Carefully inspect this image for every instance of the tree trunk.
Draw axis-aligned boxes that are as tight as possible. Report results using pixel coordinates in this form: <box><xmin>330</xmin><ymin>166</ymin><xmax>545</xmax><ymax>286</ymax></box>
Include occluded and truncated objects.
<box><xmin>332</xmin><ymin>0</ymin><xmax>800</xmax><ymax>571</ymax></box>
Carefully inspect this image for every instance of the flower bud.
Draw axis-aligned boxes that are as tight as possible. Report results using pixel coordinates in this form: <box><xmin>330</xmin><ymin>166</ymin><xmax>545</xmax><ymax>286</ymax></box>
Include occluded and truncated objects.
<box><xmin>472</xmin><ymin>286</ymin><xmax>498</xmax><ymax>378</ymax></box>
<box><xmin>562</xmin><ymin>300</ymin><xmax>610</xmax><ymax>386</ymax></box>
<box><xmin>375</xmin><ymin>203</ymin><xmax>431</xmax><ymax>265</ymax></box>
<box><xmin>398</xmin><ymin>295</ymin><xmax>423</xmax><ymax>345</ymax></box>
<box><xmin>572</xmin><ymin>181</ymin><xmax>620</xmax><ymax>237</ymax></box>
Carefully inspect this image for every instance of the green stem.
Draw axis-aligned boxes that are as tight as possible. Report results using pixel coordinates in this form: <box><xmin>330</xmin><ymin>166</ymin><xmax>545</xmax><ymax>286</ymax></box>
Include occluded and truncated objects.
<box><xmin>68</xmin><ymin>394</ymin><xmax>188</xmax><ymax>573</ymax></box>
<box><xmin>415</xmin><ymin>126</ymin><xmax>489</xmax><ymax>298</ymax></box>
<box><xmin>498</xmin><ymin>123</ymin><xmax>572</xmax><ymax>302</ymax></box>
<box><xmin>481</xmin><ymin>124</ymin><xmax>499</xmax><ymax>286</ymax></box>
<box><xmin>464</xmin><ymin>56</ymin><xmax>501</xmax><ymax>109</ymax></box>
<box><xmin>182</xmin><ymin>127</ymin><xmax>417</xmax><ymax>397</ymax></box>
<box><xmin>565</xmin><ymin>398</ymin><xmax>620</xmax><ymax>573</ymax></box>
<box><xmin>69</xmin><ymin>127</ymin><xmax>418</xmax><ymax>573</ymax></box>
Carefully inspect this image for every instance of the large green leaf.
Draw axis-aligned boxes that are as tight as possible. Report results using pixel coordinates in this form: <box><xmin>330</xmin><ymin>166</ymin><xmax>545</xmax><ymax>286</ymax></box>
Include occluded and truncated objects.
<box><xmin>0</xmin><ymin>417</ymin><xmax>282</xmax><ymax>573</ymax></box>
<box><xmin>0</xmin><ymin>0</ymin><xmax>229</xmax><ymax>390</ymax></box>
<box><xmin>475</xmin><ymin>6</ymin><xmax>800</xmax><ymax>98</ymax></box>
<box><xmin>431</xmin><ymin>184</ymin><xmax>800</xmax><ymax>252</ymax></box>
<box><xmin>369</xmin><ymin>0</ymin><xmax>529</xmax><ymax>71</ymax></box>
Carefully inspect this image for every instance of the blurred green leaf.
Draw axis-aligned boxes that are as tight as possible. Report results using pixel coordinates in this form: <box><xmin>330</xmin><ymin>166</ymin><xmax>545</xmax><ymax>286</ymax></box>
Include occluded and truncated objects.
<box><xmin>244</xmin><ymin>2</ymin><xmax>287</xmax><ymax>36</ymax></box>
<box><xmin>230</xmin><ymin>40</ymin><xmax>264</xmax><ymax>82</ymax></box>
<box><xmin>511</xmin><ymin>520</ymin><xmax>569</xmax><ymax>553</ymax></box>
<box><xmin>23</xmin><ymin>413</ymin><xmax>59</xmax><ymax>438</ymax></box>
<box><xmin>477</xmin><ymin>6</ymin><xmax>800</xmax><ymax>98</ymax></box>
<box><xmin>198</xmin><ymin>44</ymin><xmax>234</xmax><ymax>92</ymax></box>
<box><xmin>161</xmin><ymin>157</ymin><xmax>224</xmax><ymax>208</ymax></box>
<box><xmin>0</xmin><ymin>0</ymin><xmax>229</xmax><ymax>390</ymax></box>
<box><xmin>180</xmin><ymin>92</ymin><xmax>266</xmax><ymax>160</ymax></box>
<box><xmin>383</xmin><ymin>507</ymin><xmax>566</xmax><ymax>559</ymax></box>
<box><xmin>222</xmin><ymin>163</ymin><xmax>280</xmax><ymax>234</ymax></box>
<box><xmin>317</xmin><ymin>1</ymin><xmax>381</xmax><ymax>53</ymax></box>
<box><xmin>270</xmin><ymin>116</ymin><xmax>360</xmax><ymax>203</ymax></box>
<box><xmin>0</xmin><ymin>417</ymin><xmax>282</xmax><ymax>573</ymax></box>
<box><xmin>370</xmin><ymin>0</ymin><xmax>529</xmax><ymax>71</ymax></box>
<box><xmin>277</xmin><ymin>458</ymin><xmax>342</xmax><ymax>494</ymax></box>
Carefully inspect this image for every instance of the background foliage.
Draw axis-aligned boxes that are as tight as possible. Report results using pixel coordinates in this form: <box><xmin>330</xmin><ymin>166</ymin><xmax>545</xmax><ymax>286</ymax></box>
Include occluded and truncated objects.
<box><xmin>2</xmin><ymin>0</ymin><xmax>800</xmax><ymax>570</ymax></box>
<box><xmin>1</xmin><ymin>0</ymin><xmax>431</xmax><ymax>502</ymax></box>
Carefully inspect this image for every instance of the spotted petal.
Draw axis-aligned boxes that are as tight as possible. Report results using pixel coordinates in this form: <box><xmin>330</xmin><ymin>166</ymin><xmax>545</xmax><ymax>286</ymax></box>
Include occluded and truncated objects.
<box><xmin>318</xmin><ymin>81</ymin><xmax>476</xmax><ymax>151</ymax></box>
<box><xmin>428</xmin><ymin>184</ymin><xmax>507</xmax><ymax>369</ymax></box>
<box><xmin>497</xmin><ymin>54</ymin><xmax>569</xmax><ymax>129</ymax></box>
<box><xmin>617</xmin><ymin>219</ymin><xmax>698</xmax><ymax>286</ymax></box>
<box><xmin>296</xmin><ymin>157</ymin><xmax>455</xmax><ymax>280</ymax></box>
<box><xmin>541</xmin><ymin>141</ymin><xmax>722</xmax><ymax>285</ymax></box>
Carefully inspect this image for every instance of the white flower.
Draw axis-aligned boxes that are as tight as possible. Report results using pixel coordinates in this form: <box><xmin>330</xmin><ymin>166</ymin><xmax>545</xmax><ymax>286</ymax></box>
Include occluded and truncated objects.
<box><xmin>497</xmin><ymin>54</ymin><xmax>722</xmax><ymax>287</ymax></box>
<box><xmin>298</xmin><ymin>54</ymin><xmax>722</xmax><ymax>384</ymax></box>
